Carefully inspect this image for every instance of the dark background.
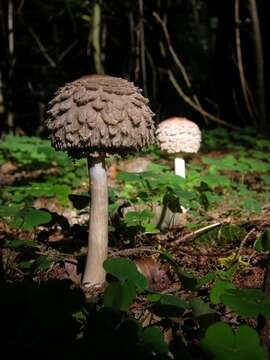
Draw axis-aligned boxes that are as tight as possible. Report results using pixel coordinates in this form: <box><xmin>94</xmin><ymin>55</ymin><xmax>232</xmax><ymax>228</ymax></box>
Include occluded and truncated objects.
<box><xmin>0</xmin><ymin>0</ymin><xmax>269</xmax><ymax>135</ymax></box>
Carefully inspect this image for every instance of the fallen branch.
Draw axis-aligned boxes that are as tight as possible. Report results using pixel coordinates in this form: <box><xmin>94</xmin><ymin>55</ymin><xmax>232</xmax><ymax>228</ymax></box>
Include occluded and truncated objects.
<box><xmin>236</xmin><ymin>227</ymin><xmax>257</xmax><ymax>258</ymax></box>
<box><xmin>172</xmin><ymin>222</ymin><xmax>223</xmax><ymax>245</ymax></box>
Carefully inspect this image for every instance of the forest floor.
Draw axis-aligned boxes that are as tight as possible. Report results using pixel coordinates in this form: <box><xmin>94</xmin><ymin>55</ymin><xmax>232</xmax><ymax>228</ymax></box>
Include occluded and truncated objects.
<box><xmin>0</xmin><ymin>129</ymin><xmax>270</xmax><ymax>359</ymax></box>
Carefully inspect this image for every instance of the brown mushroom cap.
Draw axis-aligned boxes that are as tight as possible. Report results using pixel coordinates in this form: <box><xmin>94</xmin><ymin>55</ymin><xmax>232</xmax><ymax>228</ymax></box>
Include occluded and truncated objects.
<box><xmin>46</xmin><ymin>74</ymin><xmax>155</xmax><ymax>158</ymax></box>
<box><xmin>156</xmin><ymin>117</ymin><xmax>201</xmax><ymax>154</ymax></box>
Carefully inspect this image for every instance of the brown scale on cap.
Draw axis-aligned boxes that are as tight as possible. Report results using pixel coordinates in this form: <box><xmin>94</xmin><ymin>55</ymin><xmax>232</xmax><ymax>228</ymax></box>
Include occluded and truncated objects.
<box><xmin>46</xmin><ymin>74</ymin><xmax>155</xmax><ymax>158</ymax></box>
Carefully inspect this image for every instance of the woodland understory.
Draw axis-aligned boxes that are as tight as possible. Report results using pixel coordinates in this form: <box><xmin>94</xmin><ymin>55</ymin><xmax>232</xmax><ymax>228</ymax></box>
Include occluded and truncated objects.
<box><xmin>1</xmin><ymin>0</ymin><xmax>270</xmax><ymax>358</ymax></box>
<box><xmin>1</xmin><ymin>129</ymin><xmax>270</xmax><ymax>359</ymax></box>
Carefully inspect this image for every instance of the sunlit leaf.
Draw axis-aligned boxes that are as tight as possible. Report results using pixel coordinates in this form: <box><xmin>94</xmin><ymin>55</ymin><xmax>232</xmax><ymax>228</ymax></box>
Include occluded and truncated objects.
<box><xmin>200</xmin><ymin>322</ymin><xmax>267</xmax><ymax>360</ymax></box>
<box><xmin>103</xmin><ymin>258</ymin><xmax>148</xmax><ymax>292</ymax></box>
<box><xmin>103</xmin><ymin>280</ymin><xmax>137</xmax><ymax>311</ymax></box>
<box><xmin>210</xmin><ymin>280</ymin><xmax>236</xmax><ymax>305</ymax></box>
<box><xmin>221</xmin><ymin>288</ymin><xmax>270</xmax><ymax>319</ymax></box>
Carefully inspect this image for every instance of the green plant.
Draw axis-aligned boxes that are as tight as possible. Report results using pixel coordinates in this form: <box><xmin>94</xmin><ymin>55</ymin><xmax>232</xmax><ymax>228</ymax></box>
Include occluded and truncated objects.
<box><xmin>200</xmin><ymin>322</ymin><xmax>268</xmax><ymax>360</ymax></box>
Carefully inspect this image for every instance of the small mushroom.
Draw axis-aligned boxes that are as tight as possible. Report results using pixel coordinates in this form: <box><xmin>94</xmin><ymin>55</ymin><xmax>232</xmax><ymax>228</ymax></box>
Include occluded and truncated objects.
<box><xmin>156</xmin><ymin>117</ymin><xmax>201</xmax><ymax>178</ymax></box>
<box><xmin>46</xmin><ymin>74</ymin><xmax>155</xmax><ymax>287</ymax></box>
<box><xmin>156</xmin><ymin>117</ymin><xmax>201</xmax><ymax>214</ymax></box>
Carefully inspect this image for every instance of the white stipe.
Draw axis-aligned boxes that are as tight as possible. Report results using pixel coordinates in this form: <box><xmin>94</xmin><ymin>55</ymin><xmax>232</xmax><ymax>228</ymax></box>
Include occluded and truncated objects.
<box><xmin>174</xmin><ymin>157</ymin><xmax>187</xmax><ymax>213</ymax></box>
<box><xmin>174</xmin><ymin>157</ymin><xmax>186</xmax><ymax>178</ymax></box>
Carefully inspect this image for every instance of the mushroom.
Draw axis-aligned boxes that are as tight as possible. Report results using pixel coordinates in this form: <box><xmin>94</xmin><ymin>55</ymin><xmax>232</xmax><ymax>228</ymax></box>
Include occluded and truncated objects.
<box><xmin>156</xmin><ymin>117</ymin><xmax>201</xmax><ymax>178</ymax></box>
<box><xmin>46</xmin><ymin>74</ymin><xmax>155</xmax><ymax>287</ymax></box>
<box><xmin>156</xmin><ymin>117</ymin><xmax>201</xmax><ymax>214</ymax></box>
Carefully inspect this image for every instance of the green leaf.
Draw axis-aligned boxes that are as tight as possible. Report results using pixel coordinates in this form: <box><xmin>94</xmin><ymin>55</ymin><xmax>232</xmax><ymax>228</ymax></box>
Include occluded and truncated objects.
<box><xmin>143</xmin><ymin>223</ymin><xmax>160</xmax><ymax>234</ymax></box>
<box><xmin>159</xmin><ymin>293</ymin><xmax>188</xmax><ymax>309</ymax></box>
<box><xmin>141</xmin><ymin>327</ymin><xmax>169</xmax><ymax>355</ymax></box>
<box><xmin>149</xmin><ymin>293</ymin><xmax>188</xmax><ymax>317</ymax></box>
<box><xmin>261</xmin><ymin>175</ymin><xmax>270</xmax><ymax>186</ymax></box>
<box><xmin>190</xmin><ymin>298</ymin><xmax>216</xmax><ymax>318</ymax></box>
<box><xmin>201</xmin><ymin>175</ymin><xmax>231</xmax><ymax>188</ymax></box>
<box><xmin>147</xmin><ymin>293</ymin><xmax>161</xmax><ymax>303</ymax></box>
<box><xmin>18</xmin><ymin>260</ymin><xmax>33</xmax><ymax>270</ymax></box>
<box><xmin>0</xmin><ymin>205</ymin><xmax>19</xmax><ymax>219</ymax></box>
<box><xmin>34</xmin><ymin>256</ymin><xmax>54</xmax><ymax>273</ymax></box>
<box><xmin>140</xmin><ymin>209</ymin><xmax>155</xmax><ymax>221</ymax></box>
<box><xmin>11</xmin><ymin>208</ymin><xmax>52</xmax><ymax>230</ymax></box>
<box><xmin>200</xmin><ymin>322</ymin><xmax>267</xmax><ymax>360</ymax></box>
<box><xmin>256</xmin><ymin>139</ymin><xmax>270</xmax><ymax>148</ymax></box>
<box><xmin>103</xmin><ymin>280</ymin><xmax>137</xmax><ymax>311</ymax></box>
<box><xmin>216</xmin><ymin>262</ymin><xmax>240</xmax><ymax>280</ymax></box>
<box><xmin>202</xmin><ymin>155</ymin><xmax>238</xmax><ymax>172</ymax></box>
<box><xmin>163</xmin><ymin>190</ymin><xmax>182</xmax><ymax>213</ymax></box>
<box><xmin>123</xmin><ymin>209</ymin><xmax>155</xmax><ymax>229</ymax></box>
<box><xmin>103</xmin><ymin>258</ymin><xmax>148</xmax><ymax>292</ymax></box>
<box><xmin>72</xmin><ymin>310</ymin><xmax>87</xmax><ymax>321</ymax></box>
<box><xmin>3</xmin><ymin>239</ymin><xmax>39</xmax><ymax>249</ymax></box>
<box><xmin>221</xmin><ymin>288</ymin><xmax>270</xmax><ymax>319</ymax></box>
<box><xmin>116</xmin><ymin>172</ymin><xmax>141</xmax><ymax>182</ymax></box>
<box><xmin>146</xmin><ymin>162</ymin><xmax>170</xmax><ymax>172</ymax></box>
<box><xmin>210</xmin><ymin>280</ymin><xmax>236</xmax><ymax>305</ymax></box>
<box><xmin>178</xmin><ymin>271</ymin><xmax>198</xmax><ymax>291</ymax></box>
<box><xmin>255</xmin><ymin>228</ymin><xmax>270</xmax><ymax>251</ymax></box>
<box><xmin>242</xmin><ymin>198</ymin><xmax>262</xmax><ymax>214</ymax></box>
<box><xmin>190</xmin><ymin>298</ymin><xmax>218</xmax><ymax>332</ymax></box>
<box><xmin>196</xmin><ymin>272</ymin><xmax>216</xmax><ymax>289</ymax></box>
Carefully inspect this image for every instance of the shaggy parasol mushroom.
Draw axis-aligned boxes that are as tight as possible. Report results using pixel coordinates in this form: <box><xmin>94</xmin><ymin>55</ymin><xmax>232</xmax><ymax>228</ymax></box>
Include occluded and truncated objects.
<box><xmin>156</xmin><ymin>117</ymin><xmax>201</xmax><ymax>215</ymax></box>
<box><xmin>46</xmin><ymin>74</ymin><xmax>155</xmax><ymax>286</ymax></box>
<box><xmin>156</xmin><ymin>117</ymin><xmax>201</xmax><ymax>178</ymax></box>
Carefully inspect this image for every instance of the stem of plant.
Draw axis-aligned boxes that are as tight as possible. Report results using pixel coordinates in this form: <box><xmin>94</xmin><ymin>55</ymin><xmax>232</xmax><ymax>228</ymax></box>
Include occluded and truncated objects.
<box><xmin>82</xmin><ymin>156</ymin><xmax>108</xmax><ymax>287</ymax></box>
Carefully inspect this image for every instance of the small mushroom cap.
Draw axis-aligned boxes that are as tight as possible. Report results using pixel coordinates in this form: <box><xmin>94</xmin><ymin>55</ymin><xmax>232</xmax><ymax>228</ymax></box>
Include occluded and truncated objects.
<box><xmin>156</xmin><ymin>117</ymin><xmax>201</xmax><ymax>154</ymax></box>
<box><xmin>46</xmin><ymin>74</ymin><xmax>155</xmax><ymax>158</ymax></box>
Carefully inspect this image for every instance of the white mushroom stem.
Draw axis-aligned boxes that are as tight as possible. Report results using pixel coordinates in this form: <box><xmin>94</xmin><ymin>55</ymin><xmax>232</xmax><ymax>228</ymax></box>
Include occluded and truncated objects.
<box><xmin>174</xmin><ymin>157</ymin><xmax>187</xmax><ymax>214</ymax></box>
<box><xmin>83</xmin><ymin>157</ymin><xmax>108</xmax><ymax>287</ymax></box>
<box><xmin>174</xmin><ymin>157</ymin><xmax>186</xmax><ymax>178</ymax></box>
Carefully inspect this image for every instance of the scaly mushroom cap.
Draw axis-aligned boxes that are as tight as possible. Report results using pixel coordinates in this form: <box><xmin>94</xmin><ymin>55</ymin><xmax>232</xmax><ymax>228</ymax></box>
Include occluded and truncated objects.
<box><xmin>156</xmin><ymin>117</ymin><xmax>201</xmax><ymax>154</ymax></box>
<box><xmin>46</xmin><ymin>74</ymin><xmax>155</xmax><ymax>158</ymax></box>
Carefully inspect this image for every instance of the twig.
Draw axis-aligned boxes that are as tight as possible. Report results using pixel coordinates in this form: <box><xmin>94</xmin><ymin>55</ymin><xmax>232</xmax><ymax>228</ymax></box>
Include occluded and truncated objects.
<box><xmin>109</xmin><ymin>244</ymin><xmax>235</xmax><ymax>259</ymax></box>
<box><xmin>235</xmin><ymin>0</ymin><xmax>257</xmax><ymax>123</ymax></box>
<box><xmin>145</xmin><ymin>48</ymin><xmax>157</xmax><ymax>103</ymax></box>
<box><xmin>26</xmin><ymin>24</ymin><xmax>56</xmax><ymax>68</ymax></box>
<box><xmin>168</xmin><ymin>70</ymin><xmax>239</xmax><ymax>129</ymax></box>
<box><xmin>58</xmin><ymin>40</ymin><xmax>78</xmax><ymax>63</ymax></box>
<box><xmin>172</xmin><ymin>222</ymin><xmax>223</xmax><ymax>246</ymax></box>
<box><xmin>153</xmin><ymin>11</ymin><xmax>208</xmax><ymax>125</ymax></box>
<box><xmin>108</xmin><ymin>247</ymin><xmax>160</xmax><ymax>257</ymax></box>
<box><xmin>236</xmin><ymin>227</ymin><xmax>256</xmax><ymax>258</ymax></box>
<box><xmin>139</xmin><ymin>0</ymin><xmax>148</xmax><ymax>97</ymax></box>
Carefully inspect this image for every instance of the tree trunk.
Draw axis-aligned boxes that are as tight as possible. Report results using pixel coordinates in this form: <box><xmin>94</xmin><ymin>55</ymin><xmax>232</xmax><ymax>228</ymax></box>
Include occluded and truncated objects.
<box><xmin>249</xmin><ymin>0</ymin><xmax>267</xmax><ymax>133</ymax></box>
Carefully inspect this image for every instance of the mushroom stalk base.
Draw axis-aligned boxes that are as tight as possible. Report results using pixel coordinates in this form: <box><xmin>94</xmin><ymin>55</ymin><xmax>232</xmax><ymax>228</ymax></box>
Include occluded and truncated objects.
<box><xmin>83</xmin><ymin>157</ymin><xmax>108</xmax><ymax>287</ymax></box>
